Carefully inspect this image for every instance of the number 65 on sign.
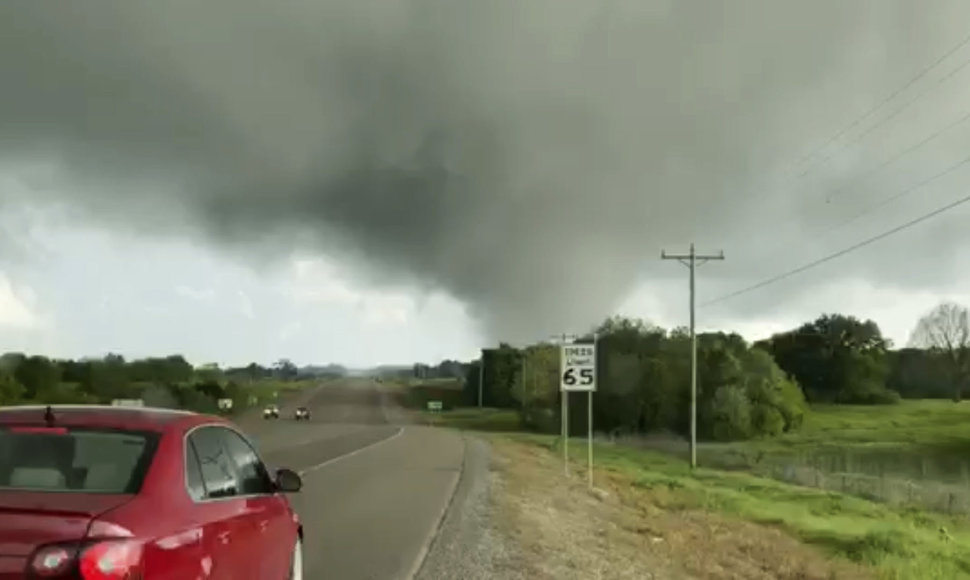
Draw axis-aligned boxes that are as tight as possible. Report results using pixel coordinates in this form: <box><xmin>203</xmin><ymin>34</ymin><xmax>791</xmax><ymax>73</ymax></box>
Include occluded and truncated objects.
<box><xmin>560</xmin><ymin>344</ymin><xmax>597</xmax><ymax>392</ymax></box>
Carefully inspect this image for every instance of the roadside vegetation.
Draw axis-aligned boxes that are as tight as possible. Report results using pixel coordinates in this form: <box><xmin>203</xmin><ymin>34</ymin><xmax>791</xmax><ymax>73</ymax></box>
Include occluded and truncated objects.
<box><xmin>490</xmin><ymin>435</ymin><xmax>878</xmax><ymax>580</ymax></box>
<box><xmin>0</xmin><ymin>354</ymin><xmax>323</xmax><ymax>414</ymax></box>
<box><xmin>394</xmin><ymin>301</ymin><xmax>970</xmax><ymax>577</ymax></box>
<box><xmin>404</xmin><ymin>303</ymin><xmax>970</xmax><ymax>501</ymax></box>
<box><xmin>493</xmin><ymin>433</ymin><xmax>969</xmax><ymax>579</ymax></box>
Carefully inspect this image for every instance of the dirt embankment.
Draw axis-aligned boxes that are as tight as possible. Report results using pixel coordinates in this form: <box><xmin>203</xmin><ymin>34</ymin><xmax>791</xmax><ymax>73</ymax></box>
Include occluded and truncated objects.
<box><xmin>487</xmin><ymin>437</ymin><xmax>871</xmax><ymax>580</ymax></box>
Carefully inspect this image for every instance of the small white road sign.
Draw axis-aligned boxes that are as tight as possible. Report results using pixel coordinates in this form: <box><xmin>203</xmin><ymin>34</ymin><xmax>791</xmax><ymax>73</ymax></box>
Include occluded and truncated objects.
<box><xmin>110</xmin><ymin>399</ymin><xmax>144</xmax><ymax>407</ymax></box>
<box><xmin>560</xmin><ymin>343</ymin><xmax>597</xmax><ymax>392</ymax></box>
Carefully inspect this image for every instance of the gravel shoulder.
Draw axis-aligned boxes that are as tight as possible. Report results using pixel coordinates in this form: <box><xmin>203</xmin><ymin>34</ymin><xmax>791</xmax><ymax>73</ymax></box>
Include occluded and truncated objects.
<box><xmin>416</xmin><ymin>432</ymin><xmax>871</xmax><ymax>580</ymax></box>
<box><xmin>414</xmin><ymin>433</ymin><xmax>520</xmax><ymax>580</ymax></box>
<box><xmin>413</xmin><ymin>430</ymin><xmax>664</xmax><ymax>580</ymax></box>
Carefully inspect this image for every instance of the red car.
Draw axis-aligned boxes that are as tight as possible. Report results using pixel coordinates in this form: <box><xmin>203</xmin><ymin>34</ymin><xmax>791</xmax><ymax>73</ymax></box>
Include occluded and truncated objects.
<box><xmin>0</xmin><ymin>405</ymin><xmax>304</xmax><ymax>579</ymax></box>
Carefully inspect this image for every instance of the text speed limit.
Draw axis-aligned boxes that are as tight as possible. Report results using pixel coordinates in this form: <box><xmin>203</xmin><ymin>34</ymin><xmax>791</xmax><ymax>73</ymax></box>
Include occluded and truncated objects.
<box><xmin>560</xmin><ymin>344</ymin><xmax>597</xmax><ymax>392</ymax></box>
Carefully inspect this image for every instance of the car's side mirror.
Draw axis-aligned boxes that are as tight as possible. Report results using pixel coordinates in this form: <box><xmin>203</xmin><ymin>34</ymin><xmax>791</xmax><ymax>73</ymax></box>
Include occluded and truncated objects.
<box><xmin>275</xmin><ymin>468</ymin><xmax>302</xmax><ymax>493</ymax></box>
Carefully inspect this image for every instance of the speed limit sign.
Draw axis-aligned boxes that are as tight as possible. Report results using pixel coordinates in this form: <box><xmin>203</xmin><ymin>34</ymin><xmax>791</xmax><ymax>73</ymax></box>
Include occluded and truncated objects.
<box><xmin>560</xmin><ymin>343</ymin><xmax>597</xmax><ymax>392</ymax></box>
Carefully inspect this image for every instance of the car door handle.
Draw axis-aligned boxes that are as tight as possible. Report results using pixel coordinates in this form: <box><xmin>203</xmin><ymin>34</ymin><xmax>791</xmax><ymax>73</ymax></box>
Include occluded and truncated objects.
<box><xmin>258</xmin><ymin>519</ymin><xmax>269</xmax><ymax>532</ymax></box>
<box><xmin>217</xmin><ymin>531</ymin><xmax>231</xmax><ymax>545</ymax></box>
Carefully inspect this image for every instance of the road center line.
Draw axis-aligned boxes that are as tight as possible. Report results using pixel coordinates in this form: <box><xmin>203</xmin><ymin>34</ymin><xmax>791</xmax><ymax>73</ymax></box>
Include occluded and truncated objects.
<box><xmin>297</xmin><ymin>426</ymin><xmax>405</xmax><ymax>476</ymax></box>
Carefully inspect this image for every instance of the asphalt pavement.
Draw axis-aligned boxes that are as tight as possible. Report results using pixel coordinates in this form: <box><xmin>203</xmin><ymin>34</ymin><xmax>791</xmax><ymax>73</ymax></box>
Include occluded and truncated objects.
<box><xmin>239</xmin><ymin>379</ymin><xmax>466</xmax><ymax>580</ymax></box>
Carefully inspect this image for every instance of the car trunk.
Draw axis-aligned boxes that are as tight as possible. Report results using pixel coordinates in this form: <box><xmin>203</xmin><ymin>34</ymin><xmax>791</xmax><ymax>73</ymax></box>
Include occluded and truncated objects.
<box><xmin>0</xmin><ymin>492</ymin><xmax>133</xmax><ymax>577</ymax></box>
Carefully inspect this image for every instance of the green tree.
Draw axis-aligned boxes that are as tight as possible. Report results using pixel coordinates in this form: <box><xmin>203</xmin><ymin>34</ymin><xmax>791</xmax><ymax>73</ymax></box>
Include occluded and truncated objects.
<box><xmin>512</xmin><ymin>344</ymin><xmax>560</xmax><ymax>432</ymax></box>
<box><xmin>742</xmin><ymin>347</ymin><xmax>806</xmax><ymax>434</ymax></box>
<box><xmin>887</xmin><ymin>348</ymin><xmax>952</xmax><ymax>398</ymax></box>
<box><xmin>462</xmin><ymin>360</ymin><xmax>482</xmax><ymax>406</ymax></box>
<box><xmin>14</xmin><ymin>355</ymin><xmax>62</xmax><ymax>400</ymax></box>
<box><xmin>0</xmin><ymin>373</ymin><xmax>24</xmax><ymax>405</ymax></box>
<box><xmin>128</xmin><ymin>355</ymin><xmax>193</xmax><ymax>383</ymax></box>
<box><xmin>273</xmin><ymin>359</ymin><xmax>298</xmax><ymax>380</ymax></box>
<box><xmin>707</xmin><ymin>385</ymin><xmax>752</xmax><ymax>441</ymax></box>
<box><xmin>758</xmin><ymin>313</ymin><xmax>895</xmax><ymax>404</ymax></box>
<box><xmin>479</xmin><ymin>345</ymin><xmax>520</xmax><ymax>408</ymax></box>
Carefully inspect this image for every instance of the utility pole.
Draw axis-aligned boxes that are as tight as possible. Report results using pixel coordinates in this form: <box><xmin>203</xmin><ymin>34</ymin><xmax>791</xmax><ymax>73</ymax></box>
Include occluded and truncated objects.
<box><xmin>478</xmin><ymin>350</ymin><xmax>485</xmax><ymax>407</ymax></box>
<box><xmin>661</xmin><ymin>243</ymin><xmax>724</xmax><ymax>470</ymax></box>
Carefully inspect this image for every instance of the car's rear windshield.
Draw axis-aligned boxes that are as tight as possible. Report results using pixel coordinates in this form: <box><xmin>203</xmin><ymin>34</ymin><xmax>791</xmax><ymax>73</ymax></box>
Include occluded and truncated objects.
<box><xmin>0</xmin><ymin>426</ymin><xmax>159</xmax><ymax>494</ymax></box>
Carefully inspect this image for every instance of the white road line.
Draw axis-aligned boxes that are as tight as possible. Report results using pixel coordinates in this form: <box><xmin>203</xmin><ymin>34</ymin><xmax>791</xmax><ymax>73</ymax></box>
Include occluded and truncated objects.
<box><xmin>402</xmin><ymin>433</ymin><xmax>467</xmax><ymax>580</ymax></box>
<box><xmin>297</xmin><ymin>427</ymin><xmax>405</xmax><ymax>476</ymax></box>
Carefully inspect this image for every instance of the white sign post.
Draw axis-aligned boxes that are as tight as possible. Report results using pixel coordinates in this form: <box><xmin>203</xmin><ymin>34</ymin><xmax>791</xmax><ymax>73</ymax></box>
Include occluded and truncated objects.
<box><xmin>560</xmin><ymin>342</ymin><xmax>597</xmax><ymax>486</ymax></box>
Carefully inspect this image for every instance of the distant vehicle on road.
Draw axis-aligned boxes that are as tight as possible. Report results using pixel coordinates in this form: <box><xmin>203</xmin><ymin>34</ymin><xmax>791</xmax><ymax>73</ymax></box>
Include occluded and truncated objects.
<box><xmin>293</xmin><ymin>407</ymin><xmax>311</xmax><ymax>421</ymax></box>
<box><xmin>263</xmin><ymin>404</ymin><xmax>280</xmax><ymax>419</ymax></box>
<box><xmin>0</xmin><ymin>404</ymin><xmax>304</xmax><ymax>579</ymax></box>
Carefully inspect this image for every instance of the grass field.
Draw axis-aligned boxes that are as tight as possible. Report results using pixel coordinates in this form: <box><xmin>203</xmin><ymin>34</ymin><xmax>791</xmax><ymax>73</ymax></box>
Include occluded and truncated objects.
<box><xmin>516</xmin><ymin>433</ymin><xmax>970</xmax><ymax>579</ymax></box>
<box><xmin>741</xmin><ymin>400</ymin><xmax>970</xmax><ymax>453</ymax></box>
<box><xmin>245</xmin><ymin>378</ymin><xmax>318</xmax><ymax>402</ymax></box>
<box><xmin>672</xmin><ymin>400</ymin><xmax>970</xmax><ymax>515</ymax></box>
<box><xmin>419</xmin><ymin>401</ymin><xmax>970</xmax><ymax>577</ymax></box>
<box><xmin>414</xmin><ymin>398</ymin><xmax>970</xmax><ymax>514</ymax></box>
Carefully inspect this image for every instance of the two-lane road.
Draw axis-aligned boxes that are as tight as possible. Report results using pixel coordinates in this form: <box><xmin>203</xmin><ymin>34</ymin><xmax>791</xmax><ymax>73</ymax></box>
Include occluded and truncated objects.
<box><xmin>241</xmin><ymin>380</ymin><xmax>465</xmax><ymax>579</ymax></box>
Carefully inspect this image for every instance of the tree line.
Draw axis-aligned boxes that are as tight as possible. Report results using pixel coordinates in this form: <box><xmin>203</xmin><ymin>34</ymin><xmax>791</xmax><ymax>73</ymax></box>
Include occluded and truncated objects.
<box><xmin>0</xmin><ymin>354</ymin><xmax>337</xmax><ymax>412</ymax></box>
<box><xmin>458</xmin><ymin>302</ymin><xmax>970</xmax><ymax>442</ymax></box>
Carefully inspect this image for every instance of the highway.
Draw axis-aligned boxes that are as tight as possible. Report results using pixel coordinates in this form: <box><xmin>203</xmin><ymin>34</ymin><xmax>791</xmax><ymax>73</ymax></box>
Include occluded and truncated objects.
<box><xmin>236</xmin><ymin>379</ymin><xmax>465</xmax><ymax>580</ymax></box>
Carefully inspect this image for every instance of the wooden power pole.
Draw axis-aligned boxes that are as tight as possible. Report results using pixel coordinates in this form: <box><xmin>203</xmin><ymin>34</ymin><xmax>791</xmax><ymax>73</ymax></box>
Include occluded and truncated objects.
<box><xmin>662</xmin><ymin>243</ymin><xmax>724</xmax><ymax>469</ymax></box>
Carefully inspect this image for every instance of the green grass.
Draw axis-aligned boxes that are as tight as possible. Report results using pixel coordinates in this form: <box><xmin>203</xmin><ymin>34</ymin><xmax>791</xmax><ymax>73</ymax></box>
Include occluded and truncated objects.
<box><xmin>430</xmin><ymin>400</ymin><xmax>970</xmax><ymax>515</ymax></box>
<box><xmin>754</xmin><ymin>400</ymin><xmax>970</xmax><ymax>454</ymax></box>
<box><xmin>510</xmin><ymin>432</ymin><xmax>970</xmax><ymax>579</ymax></box>
<box><xmin>418</xmin><ymin>407</ymin><xmax>521</xmax><ymax>432</ymax></box>
<box><xmin>245</xmin><ymin>378</ymin><xmax>317</xmax><ymax>399</ymax></box>
<box><xmin>677</xmin><ymin>400</ymin><xmax>970</xmax><ymax>515</ymax></box>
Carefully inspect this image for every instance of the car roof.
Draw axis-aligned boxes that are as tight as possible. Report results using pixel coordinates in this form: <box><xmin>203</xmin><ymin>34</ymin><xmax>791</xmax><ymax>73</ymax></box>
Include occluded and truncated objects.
<box><xmin>0</xmin><ymin>404</ymin><xmax>225</xmax><ymax>432</ymax></box>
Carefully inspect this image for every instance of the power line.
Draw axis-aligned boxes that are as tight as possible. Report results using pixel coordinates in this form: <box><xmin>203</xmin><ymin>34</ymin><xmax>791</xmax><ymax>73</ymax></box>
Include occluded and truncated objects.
<box><xmin>793</xmin><ymin>28</ymin><xmax>970</xmax><ymax>175</ymax></box>
<box><xmin>799</xmin><ymin>51</ymin><xmax>970</xmax><ymax>179</ymax></box>
<box><xmin>823</xmin><ymin>107</ymin><xmax>970</xmax><ymax>205</ymax></box>
<box><xmin>702</xmin><ymin>192</ymin><xmax>970</xmax><ymax>307</ymax></box>
<box><xmin>820</xmin><ymin>150</ymin><xmax>970</xmax><ymax>235</ymax></box>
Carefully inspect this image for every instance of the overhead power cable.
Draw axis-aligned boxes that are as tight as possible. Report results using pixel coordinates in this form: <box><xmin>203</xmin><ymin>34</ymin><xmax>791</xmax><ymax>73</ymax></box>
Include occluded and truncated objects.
<box><xmin>702</xmin><ymin>191</ymin><xmax>970</xmax><ymax>307</ymax></box>
<box><xmin>821</xmin><ymin>150</ymin><xmax>970</xmax><ymax>235</ymax></box>
<box><xmin>801</xmin><ymin>55</ymin><xmax>970</xmax><ymax>179</ymax></box>
<box><xmin>823</xmin><ymin>107</ymin><xmax>970</xmax><ymax>205</ymax></box>
<box><xmin>793</xmin><ymin>28</ymin><xmax>970</xmax><ymax>177</ymax></box>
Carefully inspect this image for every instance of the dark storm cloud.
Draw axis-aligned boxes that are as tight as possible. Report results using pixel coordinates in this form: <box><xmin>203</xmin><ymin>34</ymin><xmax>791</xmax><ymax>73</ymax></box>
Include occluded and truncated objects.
<box><xmin>2</xmin><ymin>0</ymin><xmax>970</xmax><ymax>340</ymax></box>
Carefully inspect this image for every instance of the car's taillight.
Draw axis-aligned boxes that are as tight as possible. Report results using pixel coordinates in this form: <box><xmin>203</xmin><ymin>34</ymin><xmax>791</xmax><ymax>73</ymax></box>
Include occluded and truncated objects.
<box><xmin>27</xmin><ymin>541</ymin><xmax>143</xmax><ymax>580</ymax></box>
<box><xmin>78</xmin><ymin>540</ymin><xmax>143</xmax><ymax>580</ymax></box>
<box><xmin>28</xmin><ymin>545</ymin><xmax>75</xmax><ymax>577</ymax></box>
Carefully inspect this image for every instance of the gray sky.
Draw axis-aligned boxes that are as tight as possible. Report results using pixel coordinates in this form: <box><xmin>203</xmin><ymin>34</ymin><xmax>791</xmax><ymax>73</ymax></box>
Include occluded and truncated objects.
<box><xmin>3</xmin><ymin>1</ymin><xmax>970</xmax><ymax>366</ymax></box>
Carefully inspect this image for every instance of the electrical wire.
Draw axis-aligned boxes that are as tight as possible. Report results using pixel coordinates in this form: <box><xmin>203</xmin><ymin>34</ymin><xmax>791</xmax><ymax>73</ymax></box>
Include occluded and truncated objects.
<box><xmin>821</xmin><ymin>151</ymin><xmax>970</xmax><ymax>235</ymax></box>
<box><xmin>702</xmin><ymin>191</ymin><xmax>970</xmax><ymax>307</ymax></box>
<box><xmin>823</xmin><ymin>108</ymin><xmax>970</xmax><ymax>205</ymax></box>
<box><xmin>799</xmin><ymin>54</ymin><xmax>970</xmax><ymax>180</ymax></box>
<box><xmin>792</xmin><ymin>28</ymin><xmax>970</xmax><ymax>176</ymax></box>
